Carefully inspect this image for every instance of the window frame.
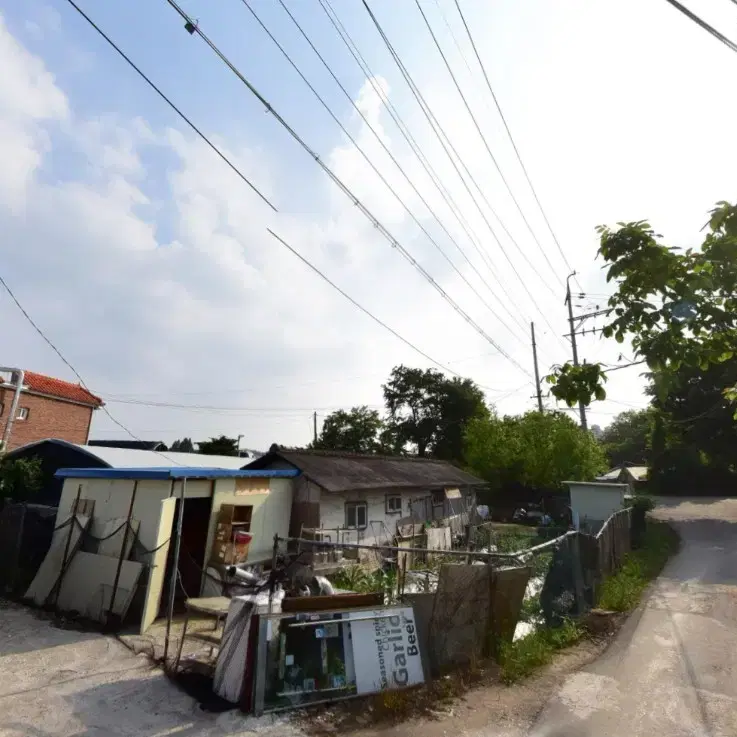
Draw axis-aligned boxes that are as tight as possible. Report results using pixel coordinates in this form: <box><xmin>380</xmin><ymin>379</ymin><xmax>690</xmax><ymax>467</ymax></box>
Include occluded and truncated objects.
<box><xmin>431</xmin><ymin>490</ymin><xmax>445</xmax><ymax>507</ymax></box>
<box><xmin>344</xmin><ymin>501</ymin><xmax>368</xmax><ymax>530</ymax></box>
<box><xmin>16</xmin><ymin>407</ymin><xmax>29</xmax><ymax>421</ymax></box>
<box><xmin>385</xmin><ymin>494</ymin><xmax>403</xmax><ymax>515</ymax></box>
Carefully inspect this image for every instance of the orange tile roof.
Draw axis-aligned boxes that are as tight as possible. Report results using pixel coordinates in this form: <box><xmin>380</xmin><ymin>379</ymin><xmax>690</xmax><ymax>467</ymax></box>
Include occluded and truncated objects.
<box><xmin>16</xmin><ymin>371</ymin><xmax>104</xmax><ymax>407</ymax></box>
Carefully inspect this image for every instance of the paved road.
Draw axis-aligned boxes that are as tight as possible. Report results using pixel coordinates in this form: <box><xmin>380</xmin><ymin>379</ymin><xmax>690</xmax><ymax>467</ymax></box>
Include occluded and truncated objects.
<box><xmin>530</xmin><ymin>496</ymin><xmax>737</xmax><ymax>737</ymax></box>
<box><xmin>0</xmin><ymin>602</ymin><xmax>297</xmax><ymax>737</ymax></box>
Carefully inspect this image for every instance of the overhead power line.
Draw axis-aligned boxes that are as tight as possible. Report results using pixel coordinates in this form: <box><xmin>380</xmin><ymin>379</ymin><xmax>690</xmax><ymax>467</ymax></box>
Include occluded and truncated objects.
<box><xmin>63</xmin><ymin>0</ymin><xmax>275</xmax><ymax>213</ymax></box>
<box><xmin>413</xmin><ymin>0</ymin><xmax>566</xmax><ymax>286</ymax></box>
<box><xmin>452</xmin><ymin>0</ymin><xmax>579</xmax><ymax>285</ymax></box>
<box><xmin>358</xmin><ymin>0</ymin><xmax>567</xmax><ymax>350</ymax></box>
<box><xmin>161</xmin><ymin>0</ymin><xmax>532</xmax><ymax>377</ymax></box>
<box><xmin>663</xmin><ymin>0</ymin><xmax>737</xmax><ymax>54</ymax></box>
<box><xmin>60</xmin><ymin>2</ymin><xmax>523</xmax><ymax>409</ymax></box>
<box><xmin>238</xmin><ymin>0</ymin><xmax>527</xmax><ymax>348</ymax></box>
<box><xmin>316</xmin><ymin>0</ymin><xmax>540</xmax><ymax>337</ymax></box>
<box><xmin>0</xmin><ymin>273</ymin><xmax>183</xmax><ymax>465</ymax></box>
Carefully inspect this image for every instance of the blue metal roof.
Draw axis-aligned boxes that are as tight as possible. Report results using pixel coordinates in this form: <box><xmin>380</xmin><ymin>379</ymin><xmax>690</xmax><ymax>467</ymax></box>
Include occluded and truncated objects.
<box><xmin>55</xmin><ymin>467</ymin><xmax>299</xmax><ymax>481</ymax></box>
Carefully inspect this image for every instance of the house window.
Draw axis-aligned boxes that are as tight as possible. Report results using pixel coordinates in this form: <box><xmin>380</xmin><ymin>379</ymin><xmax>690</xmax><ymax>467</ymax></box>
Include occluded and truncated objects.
<box><xmin>345</xmin><ymin>502</ymin><xmax>368</xmax><ymax>529</ymax></box>
<box><xmin>16</xmin><ymin>407</ymin><xmax>29</xmax><ymax>420</ymax></box>
<box><xmin>431</xmin><ymin>490</ymin><xmax>444</xmax><ymax>506</ymax></box>
<box><xmin>386</xmin><ymin>494</ymin><xmax>402</xmax><ymax>515</ymax></box>
<box><xmin>0</xmin><ymin>403</ymin><xmax>4</xmax><ymax>416</ymax></box>
<box><xmin>466</xmin><ymin>494</ymin><xmax>475</xmax><ymax>511</ymax></box>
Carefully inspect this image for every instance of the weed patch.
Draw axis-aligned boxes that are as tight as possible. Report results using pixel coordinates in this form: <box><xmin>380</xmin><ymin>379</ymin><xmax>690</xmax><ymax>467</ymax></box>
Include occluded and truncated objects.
<box><xmin>498</xmin><ymin>619</ymin><xmax>583</xmax><ymax>684</ymax></box>
<box><xmin>597</xmin><ymin>520</ymin><xmax>679</xmax><ymax>612</ymax></box>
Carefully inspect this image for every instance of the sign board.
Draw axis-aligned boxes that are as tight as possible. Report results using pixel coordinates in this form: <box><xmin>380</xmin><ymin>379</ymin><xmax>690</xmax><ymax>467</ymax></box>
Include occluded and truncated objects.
<box><xmin>235</xmin><ymin>478</ymin><xmax>270</xmax><ymax>496</ymax></box>
<box><xmin>348</xmin><ymin>607</ymin><xmax>424</xmax><ymax>694</ymax></box>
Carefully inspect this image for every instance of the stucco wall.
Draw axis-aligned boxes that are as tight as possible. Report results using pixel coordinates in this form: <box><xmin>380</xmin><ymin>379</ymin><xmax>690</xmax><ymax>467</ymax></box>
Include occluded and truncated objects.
<box><xmin>568</xmin><ymin>482</ymin><xmax>626</xmax><ymax>529</ymax></box>
<box><xmin>319</xmin><ymin>488</ymin><xmax>416</xmax><ymax>546</ymax></box>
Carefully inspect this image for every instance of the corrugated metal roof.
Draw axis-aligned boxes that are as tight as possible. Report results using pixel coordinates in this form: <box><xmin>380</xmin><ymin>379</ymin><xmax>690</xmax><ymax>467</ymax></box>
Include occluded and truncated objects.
<box><xmin>5</xmin><ymin>438</ymin><xmax>247</xmax><ymax>469</ymax></box>
<box><xmin>247</xmin><ymin>447</ymin><xmax>486</xmax><ymax>492</ymax></box>
<box><xmin>55</xmin><ymin>467</ymin><xmax>299</xmax><ymax>480</ymax></box>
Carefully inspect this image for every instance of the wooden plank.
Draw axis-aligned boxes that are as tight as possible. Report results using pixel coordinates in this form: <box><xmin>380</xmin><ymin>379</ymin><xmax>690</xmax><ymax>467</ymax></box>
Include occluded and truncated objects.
<box><xmin>281</xmin><ymin>592</ymin><xmax>384</xmax><ymax>613</ymax></box>
<box><xmin>186</xmin><ymin>596</ymin><xmax>231</xmax><ymax>617</ymax></box>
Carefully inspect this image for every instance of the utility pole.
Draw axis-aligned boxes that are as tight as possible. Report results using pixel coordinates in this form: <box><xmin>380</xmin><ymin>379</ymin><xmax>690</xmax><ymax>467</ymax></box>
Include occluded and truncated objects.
<box><xmin>565</xmin><ymin>272</ymin><xmax>588</xmax><ymax>431</ymax></box>
<box><xmin>530</xmin><ymin>322</ymin><xmax>544</xmax><ymax>413</ymax></box>
<box><xmin>313</xmin><ymin>411</ymin><xmax>318</xmax><ymax>444</ymax></box>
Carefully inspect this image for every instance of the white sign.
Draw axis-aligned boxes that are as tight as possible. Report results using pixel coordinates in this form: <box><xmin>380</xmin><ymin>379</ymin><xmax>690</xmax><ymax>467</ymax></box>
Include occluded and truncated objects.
<box><xmin>348</xmin><ymin>607</ymin><xmax>424</xmax><ymax>694</ymax></box>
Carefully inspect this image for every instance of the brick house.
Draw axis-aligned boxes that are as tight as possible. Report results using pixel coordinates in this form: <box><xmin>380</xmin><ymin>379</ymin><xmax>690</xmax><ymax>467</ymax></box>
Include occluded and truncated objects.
<box><xmin>0</xmin><ymin>370</ymin><xmax>104</xmax><ymax>451</ymax></box>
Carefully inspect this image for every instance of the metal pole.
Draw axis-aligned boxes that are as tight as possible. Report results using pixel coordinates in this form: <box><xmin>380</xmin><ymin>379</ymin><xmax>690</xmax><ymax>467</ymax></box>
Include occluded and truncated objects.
<box><xmin>531</xmin><ymin>322</ymin><xmax>544</xmax><ymax>413</ymax></box>
<box><xmin>313</xmin><ymin>411</ymin><xmax>318</xmax><ymax>444</ymax></box>
<box><xmin>566</xmin><ymin>273</ymin><xmax>587</xmax><ymax>430</ymax></box>
<box><xmin>268</xmin><ymin>533</ymin><xmax>279</xmax><ymax>614</ymax></box>
<box><xmin>107</xmin><ymin>480</ymin><xmax>138</xmax><ymax>626</ymax></box>
<box><xmin>163</xmin><ymin>477</ymin><xmax>187</xmax><ymax>667</ymax></box>
<box><xmin>1</xmin><ymin>368</ymin><xmax>24</xmax><ymax>451</ymax></box>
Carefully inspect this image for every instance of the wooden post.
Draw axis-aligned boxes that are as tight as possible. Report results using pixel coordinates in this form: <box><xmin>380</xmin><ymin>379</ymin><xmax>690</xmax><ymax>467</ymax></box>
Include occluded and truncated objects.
<box><xmin>164</xmin><ymin>477</ymin><xmax>187</xmax><ymax>668</ymax></box>
<box><xmin>107</xmin><ymin>480</ymin><xmax>138</xmax><ymax>627</ymax></box>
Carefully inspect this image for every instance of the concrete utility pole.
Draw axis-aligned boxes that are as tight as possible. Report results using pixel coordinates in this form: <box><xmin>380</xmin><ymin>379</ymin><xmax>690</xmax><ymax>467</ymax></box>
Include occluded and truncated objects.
<box><xmin>530</xmin><ymin>322</ymin><xmax>544</xmax><ymax>413</ymax></box>
<box><xmin>565</xmin><ymin>273</ymin><xmax>588</xmax><ymax>431</ymax></box>
<box><xmin>313</xmin><ymin>411</ymin><xmax>318</xmax><ymax>444</ymax></box>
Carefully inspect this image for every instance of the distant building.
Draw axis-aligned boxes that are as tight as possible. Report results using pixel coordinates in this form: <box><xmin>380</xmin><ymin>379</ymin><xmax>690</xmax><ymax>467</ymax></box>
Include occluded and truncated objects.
<box><xmin>0</xmin><ymin>370</ymin><xmax>103</xmax><ymax>451</ymax></box>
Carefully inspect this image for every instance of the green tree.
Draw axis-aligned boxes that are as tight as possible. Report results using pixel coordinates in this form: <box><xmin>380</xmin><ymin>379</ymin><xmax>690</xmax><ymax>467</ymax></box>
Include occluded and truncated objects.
<box><xmin>464</xmin><ymin>411</ymin><xmax>607</xmax><ymax>491</ymax></box>
<box><xmin>198</xmin><ymin>435</ymin><xmax>239</xmax><ymax>456</ymax></box>
<box><xmin>600</xmin><ymin>409</ymin><xmax>654</xmax><ymax>467</ymax></box>
<box><xmin>170</xmin><ymin>437</ymin><xmax>195</xmax><ymax>453</ymax></box>
<box><xmin>312</xmin><ymin>406</ymin><xmax>385</xmax><ymax>454</ymax></box>
<box><xmin>0</xmin><ymin>456</ymin><xmax>43</xmax><ymax>502</ymax></box>
<box><xmin>383</xmin><ymin>365</ymin><xmax>488</xmax><ymax>461</ymax></box>
<box><xmin>547</xmin><ymin>202</ymin><xmax>737</xmax><ymax>411</ymax></box>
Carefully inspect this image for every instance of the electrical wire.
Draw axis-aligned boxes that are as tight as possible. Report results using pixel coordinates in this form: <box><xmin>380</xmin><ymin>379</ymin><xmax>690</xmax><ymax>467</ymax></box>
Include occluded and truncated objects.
<box><xmin>63</xmin><ymin>0</ymin><xmax>276</xmax><ymax>213</ymax></box>
<box><xmin>0</xmin><ymin>273</ymin><xmax>183</xmax><ymax>466</ymax></box>
<box><xmin>663</xmin><ymin>0</ymin><xmax>737</xmax><ymax>54</ymax></box>
<box><xmin>317</xmin><ymin>0</ymin><xmax>542</xmax><ymax>338</ymax></box>
<box><xmin>413</xmin><ymin>0</ymin><xmax>566</xmax><ymax>286</ymax></box>
<box><xmin>452</xmin><ymin>0</ymin><xmax>579</xmax><ymax>287</ymax></box>
<box><xmin>358</xmin><ymin>0</ymin><xmax>567</xmax><ymax>350</ymax></box>
<box><xmin>63</xmin><ymin>0</ymin><xmax>531</xmax><ymax>410</ymax></box>
<box><xmin>238</xmin><ymin>0</ymin><xmax>527</xmax><ymax>347</ymax></box>
<box><xmin>161</xmin><ymin>0</ymin><xmax>532</xmax><ymax>376</ymax></box>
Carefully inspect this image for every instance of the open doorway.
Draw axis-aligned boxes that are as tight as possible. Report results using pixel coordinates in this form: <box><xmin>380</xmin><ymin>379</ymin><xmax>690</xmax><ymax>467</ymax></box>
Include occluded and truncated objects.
<box><xmin>161</xmin><ymin>495</ymin><xmax>213</xmax><ymax>614</ymax></box>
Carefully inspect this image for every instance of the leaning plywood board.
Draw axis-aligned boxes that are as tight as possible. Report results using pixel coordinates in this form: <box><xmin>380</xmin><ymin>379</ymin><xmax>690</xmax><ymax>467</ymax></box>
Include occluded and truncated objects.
<box><xmin>56</xmin><ymin>552</ymin><xmax>143</xmax><ymax>622</ymax></box>
<box><xmin>25</xmin><ymin>513</ymin><xmax>91</xmax><ymax>606</ymax></box>
<box><xmin>91</xmin><ymin>517</ymin><xmax>140</xmax><ymax>560</ymax></box>
<box><xmin>140</xmin><ymin>497</ymin><xmax>176</xmax><ymax>633</ymax></box>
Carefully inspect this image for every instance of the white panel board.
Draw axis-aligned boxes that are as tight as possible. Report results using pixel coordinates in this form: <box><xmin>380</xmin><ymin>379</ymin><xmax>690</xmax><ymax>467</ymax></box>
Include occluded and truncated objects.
<box><xmin>92</xmin><ymin>518</ymin><xmax>140</xmax><ymax>560</ymax></box>
<box><xmin>140</xmin><ymin>497</ymin><xmax>176</xmax><ymax>633</ymax></box>
<box><xmin>56</xmin><ymin>552</ymin><xmax>143</xmax><ymax>622</ymax></box>
<box><xmin>25</xmin><ymin>514</ymin><xmax>90</xmax><ymax>606</ymax></box>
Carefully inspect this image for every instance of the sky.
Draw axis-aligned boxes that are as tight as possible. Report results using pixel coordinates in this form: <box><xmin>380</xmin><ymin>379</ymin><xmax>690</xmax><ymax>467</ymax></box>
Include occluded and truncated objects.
<box><xmin>2</xmin><ymin>0</ymin><xmax>737</xmax><ymax>450</ymax></box>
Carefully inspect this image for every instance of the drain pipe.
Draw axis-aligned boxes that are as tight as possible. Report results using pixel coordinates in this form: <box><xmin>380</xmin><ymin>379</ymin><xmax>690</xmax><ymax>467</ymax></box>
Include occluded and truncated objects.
<box><xmin>0</xmin><ymin>367</ymin><xmax>25</xmax><ymax>452</ymax></box>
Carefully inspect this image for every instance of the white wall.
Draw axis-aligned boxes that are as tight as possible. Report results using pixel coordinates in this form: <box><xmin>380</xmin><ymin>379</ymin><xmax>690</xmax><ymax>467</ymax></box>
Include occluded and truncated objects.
<box><xmin>568</xmin><ymin>482</ymin><xmax>627</xmax><ymax>529</ymax></box>
<box><xmin>319</xmin><ymin>488</ymin><xmax>416</xmax><ymax>547</ymax></box>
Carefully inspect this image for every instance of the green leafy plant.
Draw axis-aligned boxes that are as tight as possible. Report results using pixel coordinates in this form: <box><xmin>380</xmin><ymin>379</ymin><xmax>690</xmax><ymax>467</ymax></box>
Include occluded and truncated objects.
<box><xmin>0</xmin><ymin>456</ymin><xmax>43</xmax><ymax>502</ymax></box>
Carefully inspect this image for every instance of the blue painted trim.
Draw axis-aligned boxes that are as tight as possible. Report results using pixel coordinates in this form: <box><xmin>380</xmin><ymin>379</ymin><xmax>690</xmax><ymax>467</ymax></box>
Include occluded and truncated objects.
<box><xmin>54</xmin><ymin>467</ymin><xmax>300</xmax><ymax>481</ymax></box>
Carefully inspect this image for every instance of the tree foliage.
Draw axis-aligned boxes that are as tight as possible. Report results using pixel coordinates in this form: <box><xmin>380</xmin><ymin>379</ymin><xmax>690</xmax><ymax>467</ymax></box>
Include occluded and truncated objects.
<box><xmin>198</xmin><ymin>435</ymin><xmax>239</xmax><ymax>456</ymax></box>
<box><xmin>0</xmin><ymin>456</ymin><xmax>43</xmax><ymax>501</ymax></box>
<box><xmin>464</xmin><ymin>411</ymin><xmax>607</xmax><ymax>491</ymax></box>
<box><xmin>312</xmin><ymin>406</ymin><xmax>385</xmax><ymax>454</ymax></box>
<box><xmin>547</xmin><ymin>202</ymin><xmax>737</xmax><ymax>412</ymax></box>
<box><xmin>383</xmin><ymin>365</ymin><xmax>488</xmax><ymax>460</ymax></box>
<box><xmin>600</xmin><ymin>409</ymin><xmax>654</xmax><ymax>467</ymax></box>
<box><xmin>170</xmin><ymin>437</ymin><xmax>195</xmax><ymax>453</ymax></box>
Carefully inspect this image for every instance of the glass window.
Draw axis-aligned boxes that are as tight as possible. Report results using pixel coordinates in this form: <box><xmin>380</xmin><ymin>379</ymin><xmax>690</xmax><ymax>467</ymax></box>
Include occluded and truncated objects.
<box><xmin>386</xmin><ymin>495</ymin><xmax>402</xmax><ymax>514</ymax></box>
<box><xmin>16</xmin><ymin>407</ymin><xmax>29</xmax><ymax>420</ymax></box>
<box><xmin>345</xmin><ymin>502</ymin><xmax>367</xmax><ymax>529</ymax></box>
<box><xmin>431</xmin><ymin>490</ymin><xmax>444</xmax><ymax>506</ymax></box>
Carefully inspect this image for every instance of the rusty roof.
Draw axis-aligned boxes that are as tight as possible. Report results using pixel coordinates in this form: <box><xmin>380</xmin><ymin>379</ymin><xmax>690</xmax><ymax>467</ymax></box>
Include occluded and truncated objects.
<box><xmin>247</xmin><ymin>447</ymin><xmax>486</xmax><ymax>493</ymax></box>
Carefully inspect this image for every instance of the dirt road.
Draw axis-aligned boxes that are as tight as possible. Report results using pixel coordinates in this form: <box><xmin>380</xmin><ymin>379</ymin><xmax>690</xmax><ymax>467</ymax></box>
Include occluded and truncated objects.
<box><xmin>529</xmin><ymin>496</ymin><xmax>737</xmax><ymax>736</ymax></box>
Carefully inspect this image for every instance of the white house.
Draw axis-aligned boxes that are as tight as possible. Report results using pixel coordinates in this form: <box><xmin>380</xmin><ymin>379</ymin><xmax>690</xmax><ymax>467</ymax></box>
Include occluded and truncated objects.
<box><xmin>54</xmin><ymin>466</ymin><xmax>297</xmax><ymax>632</ymax></box>
<box><xmin>566</xmin><ymin>480</ymin><xmax>628</xmax><ymax>532</ymax></box>
<box><xmin>246</xmin><ymin>446</ymin><xmax>487</xmax><ymax>547</ymax></box>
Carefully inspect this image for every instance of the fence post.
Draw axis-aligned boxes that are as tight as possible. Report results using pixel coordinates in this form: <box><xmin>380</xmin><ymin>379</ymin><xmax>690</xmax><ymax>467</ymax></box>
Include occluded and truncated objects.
<box><xmin>570</xmin><ymin>533</ymin><xmax>586</xmax><ymax>616</ymax></box>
